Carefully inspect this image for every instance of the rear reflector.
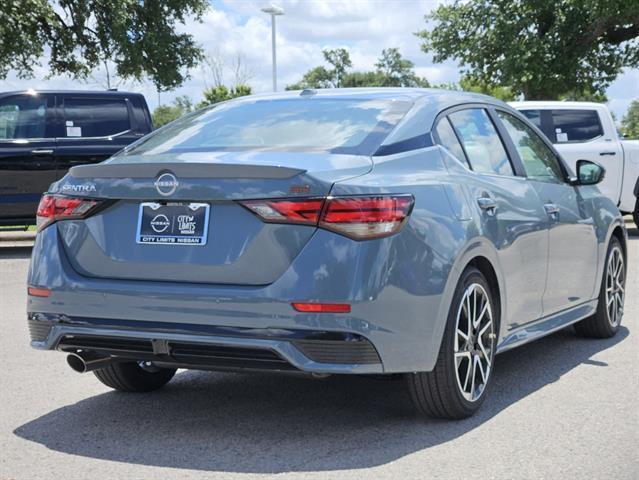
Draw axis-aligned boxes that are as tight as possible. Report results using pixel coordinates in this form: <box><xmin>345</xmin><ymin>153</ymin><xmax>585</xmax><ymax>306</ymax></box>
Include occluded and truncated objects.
<box><xmin>36</xmin><ymin>195</ymin><xmax>101</xmax><ymax>231</ymax></box>
<box><xmin>28</xmin><ymin>287</ymin><xmax>51</xmax><ymax>297</ymax></box>
<box><xmin>292</xmin><ymin>302</ymin><xmax>351</xmax><ymax>313</ymax></box>
<box><xmin>240</xmin><ymin>195</ymin><xmax>414</xmax><ymax>240</ymax></box>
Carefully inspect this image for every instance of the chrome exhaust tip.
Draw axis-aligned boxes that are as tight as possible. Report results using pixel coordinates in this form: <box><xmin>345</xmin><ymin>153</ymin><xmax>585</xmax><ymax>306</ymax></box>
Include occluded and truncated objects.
<box><xmin>66</xmin><ymin>351</ymin><xmax>116</xmax><ymax>373</ymax></box>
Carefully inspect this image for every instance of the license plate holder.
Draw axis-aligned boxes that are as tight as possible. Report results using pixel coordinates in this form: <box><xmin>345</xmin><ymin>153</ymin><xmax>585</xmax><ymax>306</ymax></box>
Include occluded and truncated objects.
<box><xmin>136</xmin><ymin>202</ymin><xmax>210</xmax><ymax>246</ymax></box>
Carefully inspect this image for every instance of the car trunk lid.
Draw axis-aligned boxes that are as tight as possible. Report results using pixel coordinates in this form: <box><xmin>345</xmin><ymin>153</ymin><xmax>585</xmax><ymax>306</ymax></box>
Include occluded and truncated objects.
<box><xmin>52</xmin><ymin>152</ymin><xmax>371</xmax><ymax>285</ymax></box>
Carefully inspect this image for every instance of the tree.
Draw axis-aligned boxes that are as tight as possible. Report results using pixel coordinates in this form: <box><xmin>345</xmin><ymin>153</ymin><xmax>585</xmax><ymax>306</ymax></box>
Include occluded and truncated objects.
<box><xmin>287</xmin><ymin>48</ymin><xmax>352</xmax><ymax>89</ymax></box>
<box><xmin>197</xmin><ymin>84</ymin><xmax>252</xmax><ymax>108</ymax></box>
<box><xmin>417</xmin><ymin>0</ymin><xmax>639</xmax><ymax>100</ymax></box>
<box><xmin>621</xmin><ymin>99</ymin><xmax>639</xmax><ymax>139</ymax></box>
<box><xmin>0</xmin><ymin>0</ymin><xmax>209</xmax><ymax>91</ymax></box>
<box><xmin>287</xmin><ymin>48</ymin><xmax>430</xmax><ymax>90</ymax></box>
<box><xmin>152</xmin><ymin>96</ymin><xmax>194</xmax><ymax>128</ymax></box>
<box><xmin>458</xmin><ymin>75</ymin><xmax>516</xmax><ymax>101</ymax></box>
<box><xmin>201</xmin><ymin>52</ymin><xmax>254</xmax><ymax>90</ymax></box>
<box><xmin>375</xmin><ymin>48</ymin><xmax>429</xmax><ymax>87</ymax></box>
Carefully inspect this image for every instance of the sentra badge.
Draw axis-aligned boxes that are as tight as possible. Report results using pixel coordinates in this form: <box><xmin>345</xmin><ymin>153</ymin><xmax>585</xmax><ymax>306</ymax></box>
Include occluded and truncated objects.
<box><xmin>61</xmin><ymin>183</ymin><xmax>96</xmax><ymax>193</ymax></box>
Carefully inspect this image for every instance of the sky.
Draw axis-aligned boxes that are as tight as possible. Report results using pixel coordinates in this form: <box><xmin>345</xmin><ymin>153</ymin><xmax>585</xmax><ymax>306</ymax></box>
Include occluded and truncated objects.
<box><xmin>1</xmin><ymin>0</ymin><xmax>637</xmax><ymax>119</ymax></box>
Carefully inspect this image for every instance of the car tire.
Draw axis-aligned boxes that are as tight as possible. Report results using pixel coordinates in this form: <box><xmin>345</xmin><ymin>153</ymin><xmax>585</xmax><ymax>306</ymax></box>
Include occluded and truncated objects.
<box><xmin>575</xmin><ymin>236</ymin><xmax>625</xmax><ymax>339</ymax></box>
<box><xmin>406</xmin><ymin>266</ymin><xmax>498</xmax><ymax>419</ymax></box>
<box><xmin>94</xmin><ymin>362</ymin><xmax>176</xmax><ymax>392</ymax></box>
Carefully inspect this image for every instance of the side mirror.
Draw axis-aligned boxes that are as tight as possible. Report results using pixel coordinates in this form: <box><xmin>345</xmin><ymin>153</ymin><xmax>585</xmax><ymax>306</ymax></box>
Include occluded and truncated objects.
<box><xmin>575</xmin><ymin>159</ymin><xmax>605</xmax><ymax>185</ymax></box>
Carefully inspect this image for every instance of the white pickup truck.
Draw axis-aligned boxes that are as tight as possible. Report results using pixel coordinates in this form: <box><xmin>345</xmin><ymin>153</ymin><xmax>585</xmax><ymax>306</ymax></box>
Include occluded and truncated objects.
<box><xmin>511</xmin><ymin>101</ymin><xmax>639</xmax><ymax>228</ymax></box>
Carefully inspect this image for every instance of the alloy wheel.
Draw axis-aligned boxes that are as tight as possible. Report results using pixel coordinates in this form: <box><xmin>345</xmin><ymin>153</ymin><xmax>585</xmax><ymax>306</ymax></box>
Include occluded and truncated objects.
<box><xmin>454</xmin><ymin>283</ymin><xmax>495</xmax><ymax>402</ymax></box>
<box><xmin>605</xmin><ymin>246</ymin><xmax>625</xmax><ymax>327</ymax></box>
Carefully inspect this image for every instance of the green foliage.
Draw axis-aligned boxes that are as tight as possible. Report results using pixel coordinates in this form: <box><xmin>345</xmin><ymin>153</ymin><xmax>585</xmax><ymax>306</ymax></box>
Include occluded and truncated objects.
<box><xmin>197</xmin><ymin>84</ymin><xmax>252</xmax><ymax>108</ymax></box>
<box><xmin>621</xmin><ymin>99</ymin><xmax>639</xmax><ymax>139</ymax></box>
<box><xmin>458</xmin><ymin>75</ymin><xmax>516</xmax><ymax>101</ymax></box>
<box><xmin>287</xmin><ymin>49</ymin><xmax>352</xmax><ymax>89</ymax></box>
<box><xmin>0</xmin><ymin>0</ymin><xmax>209</xmax><ymax>90</ymax></box>
<box><xmin>286</xmin><ymin>48</ymin><xmax>430</xmax><ymax>90</ymax></box>
<box><xmin>152</xmin><ymin>84</ymin><xmax>252</xmax><ymax>128</ymax></box>
<box><xmin>417</xmin><ymin>0</ymin><xmax>639</xmax><ymax>100</ymax></box>
<box><xmin>151</xmin><ymin>96</ymin><xmax>194</xmax><ymax>128</ymax></box>
<box><xmin>558</xmin><ymin>89</ymin><xmax>608</xmax><ymax>102</ymax></box>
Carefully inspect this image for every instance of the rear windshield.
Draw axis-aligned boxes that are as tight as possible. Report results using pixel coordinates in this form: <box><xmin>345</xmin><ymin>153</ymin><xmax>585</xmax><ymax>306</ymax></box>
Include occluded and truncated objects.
<box><xmin>119</xmin><ymin>97</ymin><xmax>413</xmax><ymax>156</ymax></box>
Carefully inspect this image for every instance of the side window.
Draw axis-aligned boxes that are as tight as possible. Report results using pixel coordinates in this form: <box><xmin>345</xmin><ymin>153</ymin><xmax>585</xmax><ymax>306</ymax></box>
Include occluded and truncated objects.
<box><xmin>448</xmin><ymin>108</ymin><xmax>514</xmax><ymax>176</ymax></box>
<box><xmin>520</xmin><ymin>109</ymin><xmax>541</xmax><ymax>128</ymax></box>
<box><xmin>63</xmin><ymin>97</ymin><xmax>130</xmax><ymax>138</ymax></box>
<box><xmin>550</xmin><ymin>109</ymin><xmax>603</xmax><ymax>143</ymax></box>
<box><xmin>434</xmin><ymin>117</ymin><xmax>468</xmax><ymax>165</ymax></box>
<box><xmin>0</xmin><ymin>95</ymin><xmax>49</xmax><ymax>140</ymax></box>
<box><xmin>497</xmin><ymin>111</ymin><xmax>564</xmax><ymax>183</ymax></box>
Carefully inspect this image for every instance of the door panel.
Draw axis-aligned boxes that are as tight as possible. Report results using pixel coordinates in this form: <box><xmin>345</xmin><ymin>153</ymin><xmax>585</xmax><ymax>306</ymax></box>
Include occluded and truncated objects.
<box><xmin>529</xmin><ymin>181</ymin><xmax>598</xmax><ymax>313</ymax></box>
<box><xmin>466</xmin><ymin>175</ymin><xmax>549</xmax><ymax>327</ymax></box>
<box><xmin>443</xmin><ymin>108</ymin><xmax>549</xmax><ymax>328</ymax></box>
<box><xmin>497</xmin><ymin>110</ymin><xmax>599</xmax><ymax>314</ymax></box>
<box><xmin>0</xmin><ymin>93</ymin><xmax>56</xmax><ymax>220</ymax></box>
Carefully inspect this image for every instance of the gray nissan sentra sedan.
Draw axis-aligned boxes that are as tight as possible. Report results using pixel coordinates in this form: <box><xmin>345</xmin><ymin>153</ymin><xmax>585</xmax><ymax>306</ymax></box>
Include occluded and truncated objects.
<box><xmin>27</xmin><ymin>88</ymin><xmax>627</xmax><ymax>419</ymax></box>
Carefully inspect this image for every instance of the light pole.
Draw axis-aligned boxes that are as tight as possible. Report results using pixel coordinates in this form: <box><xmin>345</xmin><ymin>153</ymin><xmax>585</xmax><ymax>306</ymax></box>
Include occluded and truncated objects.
<box><xmin>261</xmin><ymin>4</ymin><xmax>284</xmax><ymax>91</ymax></box>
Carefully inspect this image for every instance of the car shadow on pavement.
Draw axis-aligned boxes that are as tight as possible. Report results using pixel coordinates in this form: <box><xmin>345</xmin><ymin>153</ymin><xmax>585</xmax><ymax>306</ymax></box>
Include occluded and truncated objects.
<box><xmin>0</xmin><ymin>246</ymin><xmax>32</xmax><ymax>259</ymax></box>
<box><xmin>14</xmin><ymin>325</ymin><xmax>629</xmax><ymax>474</ymax></box>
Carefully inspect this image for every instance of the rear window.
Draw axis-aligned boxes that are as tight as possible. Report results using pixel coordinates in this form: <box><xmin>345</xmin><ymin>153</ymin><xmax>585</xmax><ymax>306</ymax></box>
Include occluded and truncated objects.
<box><xmin>120</xmin><ymin>97</ymin><xmax>413</xmax><ymax>156</ymax></box>
<box><xmin>63</xmin><ymin>97</ymin><xmax>130</xmax><ymax>138</ymax></box>
<box><xmin>519</xmin><ymin>109</ymin><xmax>603</xmax><ymax>143</ymax></box>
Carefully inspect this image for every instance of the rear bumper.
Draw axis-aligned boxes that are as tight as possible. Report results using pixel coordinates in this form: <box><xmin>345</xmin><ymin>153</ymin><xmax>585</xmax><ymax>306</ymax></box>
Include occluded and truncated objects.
<box><xmin>28</xmin><ymin>314</ymin><xmax>383</xmax><ymax>374</ymax></box>
<box><xmin>27</xmin><ymin>213</ymin><xmax>458</xmax><ymax>374</ymax></box>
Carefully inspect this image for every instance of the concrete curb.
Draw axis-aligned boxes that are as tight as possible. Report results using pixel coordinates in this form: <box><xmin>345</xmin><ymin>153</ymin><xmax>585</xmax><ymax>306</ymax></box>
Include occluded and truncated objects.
<box><xmin>0</xmin><ymin>231</ymin><xmax>36</xmax><ymax>242</ymax></box>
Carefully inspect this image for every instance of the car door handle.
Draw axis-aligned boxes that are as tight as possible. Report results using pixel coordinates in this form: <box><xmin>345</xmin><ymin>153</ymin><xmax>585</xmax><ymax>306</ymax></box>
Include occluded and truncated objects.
<box><xmin>31</xmin><ymin>149</ymin><xmax>54</xmax><ymax>155</ymax></box>
<box><xmin>477</xmin><ymin>197</ymin><xmax>498</xmax><ymax>215</ymax></box>
<box><xmin>544</xmin><ymin>203</ymin><xmax>560</xmax><ymax>217</ymax></box>
<box><xmin>599</xmin><ymin>151</ymin><xmax>616</xmax><ymax>156</ymax></box>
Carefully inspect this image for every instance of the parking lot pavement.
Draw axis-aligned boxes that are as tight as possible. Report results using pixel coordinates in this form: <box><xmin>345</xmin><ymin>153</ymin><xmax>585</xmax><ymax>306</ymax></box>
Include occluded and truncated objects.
<box><xmin>1</xmin><ymin>225</ymin><xmax>637</xmax><ymax>480</ymax></box>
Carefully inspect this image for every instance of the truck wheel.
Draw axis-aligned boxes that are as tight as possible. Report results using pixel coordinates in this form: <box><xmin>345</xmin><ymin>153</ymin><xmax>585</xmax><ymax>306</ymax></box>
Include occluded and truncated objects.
<box><xmin>575</xmin><ymin>236</ymin><xmax>625</xmax><ymax>338</ymax></box>
<box><xmin>405</xmin><ymin>267</ymin><xmax>497</xmax><ymax>419</ymax></box>
<box><xmin>94</xmin><ymin>362</ymin><xmax>176</xmax><ymax>392</ymax></box>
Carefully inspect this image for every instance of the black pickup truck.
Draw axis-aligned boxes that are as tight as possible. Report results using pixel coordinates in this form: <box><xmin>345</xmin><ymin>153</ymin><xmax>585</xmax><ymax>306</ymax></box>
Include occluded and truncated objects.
<box><xmin>0</xmin><ymin>90</ymin><xmax>152</xmax><ymax>226</ymax></box>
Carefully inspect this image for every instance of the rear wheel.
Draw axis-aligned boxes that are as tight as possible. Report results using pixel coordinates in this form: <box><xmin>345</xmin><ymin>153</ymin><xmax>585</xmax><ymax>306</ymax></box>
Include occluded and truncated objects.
<box><xmin>94</xmin><ymin>361</ymin><xmax>176</xmax><ymax>392</ymax></box>
<box><xmin>406</xmin><ymin>267</ymin><xmax>497</xmax><ymax>419</ymax></box>
<box><xmin>575</xmin><ymin>237</ymin><xmax>625</xmax><ymax>338</ymax></box>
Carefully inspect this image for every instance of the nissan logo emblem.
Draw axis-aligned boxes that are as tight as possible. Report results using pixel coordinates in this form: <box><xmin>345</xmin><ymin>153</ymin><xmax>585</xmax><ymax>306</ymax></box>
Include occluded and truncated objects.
<box><xmin>154</xmin><ymin>172</ymin><xmax>178</xmax><ymax>196</ymax></box>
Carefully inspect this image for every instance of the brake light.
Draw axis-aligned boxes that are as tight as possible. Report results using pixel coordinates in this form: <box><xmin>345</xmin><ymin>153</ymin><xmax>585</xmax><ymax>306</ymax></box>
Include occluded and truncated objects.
<box><xmin>240</xmin><ymin>195</ymin><xmax>414</xmax><ymax>240</ymax></box>
<box><xmin>36</xmin><ymin>194</ymin><xmax>101</xmax><ymax>231</ymax></box>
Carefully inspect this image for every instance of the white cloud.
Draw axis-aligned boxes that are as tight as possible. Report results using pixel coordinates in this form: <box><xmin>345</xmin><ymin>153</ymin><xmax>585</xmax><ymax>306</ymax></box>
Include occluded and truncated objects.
<box><xmin>0</xmin><ymin>0</ymin><xmax>635</xmax><ymax>117</ymax></box>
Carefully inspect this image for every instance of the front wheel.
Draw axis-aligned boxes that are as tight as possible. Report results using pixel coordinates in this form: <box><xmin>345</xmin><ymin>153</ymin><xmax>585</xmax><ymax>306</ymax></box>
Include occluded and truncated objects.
<box><xmin>575</xmin><ymin>236</ymin><xmax>625</xmax><ymax>338</ymax></box>
<box><xmin>406</xmin><ymin>267</ymin><xmax>497</xmax><ymax>419</ymax></box>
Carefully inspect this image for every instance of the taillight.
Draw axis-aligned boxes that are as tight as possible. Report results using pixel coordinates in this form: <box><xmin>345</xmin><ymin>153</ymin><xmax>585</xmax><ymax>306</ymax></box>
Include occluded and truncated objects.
<box><xmin>320</xmin><ymin>195</ymin><xmax>414</xmax><ymax>239</ymax></box>
<box><xmin>239</xmin><ymin>198</ymin><xmax>324</xmax><ymax>225</ymax></box>
<box><xmin>240</xmin><ymin>195</ymin><xmax>414</xmax><ymax>240</ymax></box>
<box><xmin>36</xmin><ymin>194</ymin><xmax>101</xmax><ymax>231</ymax></box>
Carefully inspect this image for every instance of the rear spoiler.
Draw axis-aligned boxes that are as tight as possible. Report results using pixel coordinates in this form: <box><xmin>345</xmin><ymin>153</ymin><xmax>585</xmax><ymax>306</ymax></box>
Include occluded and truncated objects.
<box><xmin>70</xmin><ymin>162</ymin><xmax>306</xmax><ymax>180</ymax></box>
